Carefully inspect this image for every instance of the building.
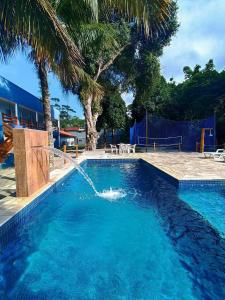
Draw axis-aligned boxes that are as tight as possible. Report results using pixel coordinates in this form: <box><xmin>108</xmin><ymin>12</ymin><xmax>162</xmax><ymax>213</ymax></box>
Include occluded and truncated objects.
<box><xmin>60</xmin><ymin>130</ymin><xmax>76</xmax><ymax>146</ymax></box>
<box><xmin>0</xmin><ymin>76</ymin><xmax>85</xmax><ymax>155</ymax></box>
<box><xmin>0</xmin><ymin>76</ymin><xmax>68</xmax><ymax>145</ymax></box>
<box><xmin>64</xmin><ymin>127</ymin><xmax>86</xmax><ymax>145</ymax></box>
<box><xmin>0</xmin><ymin>76</ymin><xmax>45</xmax><ymax>130</ymax></box>
<box><xmin>53</xmin><ymin>130</ymin><xmax>76</xmax><ymax>147</ymax></box>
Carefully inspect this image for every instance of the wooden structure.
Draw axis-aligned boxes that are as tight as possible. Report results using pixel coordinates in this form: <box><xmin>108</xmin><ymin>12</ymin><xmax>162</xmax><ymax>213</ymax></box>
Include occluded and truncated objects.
<box><xmin>13</xmin><ymin>129</ymin><xmax>49</xmax><ymax>197</ymax></box>
<box><xmin>199</xmin><ymin>128</ymin><xmax>213</xmax><ymax>153</ymax></box>
<box><xmin>63</xmin><ymin>144</ymin><xmax>79</xmax><ymax>158</ymax></box>
<box><xmin>0</xmin><ymin>114</ymin><xmax>18</xmax><ymax>163</ymax></box>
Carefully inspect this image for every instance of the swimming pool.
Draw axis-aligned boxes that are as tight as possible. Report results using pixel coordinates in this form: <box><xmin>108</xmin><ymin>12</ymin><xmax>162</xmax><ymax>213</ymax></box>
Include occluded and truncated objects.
<box><xmin>0</xmin><ymin>159</ymin><xmax>225</xmax><ymax>299</ymax></box>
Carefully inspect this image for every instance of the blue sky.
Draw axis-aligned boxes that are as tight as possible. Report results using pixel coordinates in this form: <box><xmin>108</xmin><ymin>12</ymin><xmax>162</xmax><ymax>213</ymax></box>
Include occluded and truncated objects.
<box><xmin>161</xmin><ymin>0</ymin><xmax>225</xmax><ymax>82</ymax></box>
<box><xmin>0</xmin><ymin>0</ymin><xmax>225</xmax><ymax>116</ymax></box>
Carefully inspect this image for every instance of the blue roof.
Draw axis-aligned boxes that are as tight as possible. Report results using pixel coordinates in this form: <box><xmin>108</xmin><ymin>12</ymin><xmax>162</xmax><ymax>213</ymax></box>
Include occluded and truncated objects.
<box><xmin>0</xmin><ymin>76</ymin><xmax>43</xmax><ymax>113</ymax></box>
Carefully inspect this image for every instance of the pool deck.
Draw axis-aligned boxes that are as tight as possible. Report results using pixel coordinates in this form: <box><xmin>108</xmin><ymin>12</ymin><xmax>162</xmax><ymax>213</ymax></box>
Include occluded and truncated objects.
<box><xmin>0</xmin><ymin>150</ymin><xmax>224</xmax><ymax>226</ymax></box>
<box><xmin>78</xmin><ymin>150</ymin><xmax>225</xmax><ymax>181</ymax></box>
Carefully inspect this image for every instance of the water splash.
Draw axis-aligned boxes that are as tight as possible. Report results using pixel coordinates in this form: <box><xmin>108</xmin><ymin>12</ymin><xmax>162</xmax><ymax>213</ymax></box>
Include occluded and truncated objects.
<box><xmin>33</xmin><ymin>147</ymin><xmax>127</xmax><ymax>201</ymax></box>
<box><xmin>97</xmin><ymin>188</ymin><xmax>127</xmax><ymax>201</ymax></box>
<box><xmin>34</xmin><ymin>146</ymin><xmax>99</xmax><ymax>195</ymax></box>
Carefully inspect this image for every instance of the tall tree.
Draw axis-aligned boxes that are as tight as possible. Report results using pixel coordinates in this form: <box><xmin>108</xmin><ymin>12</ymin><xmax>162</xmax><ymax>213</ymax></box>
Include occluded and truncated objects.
<box><xmin>0</xmin><ymin>0</ymin><xmax>176</xmax><ymax>149</ymax></box>
<box><xmin>97</xmin><ymin>87</ymin><xmax>127</xmax><ymax>143</ymax></box>
<box><xmin>0</xmin><ymin>0</ymin><xmax>80</xmax><ymax>144</ymax></box>
<box><xmin>0</xmin><ymin>0</ymin><xmax>100</xmax><ymax>144</ymax></box>
<box><xmin>56</xmin><ymin>0</ymin><xmax>176</xmax><ymax>149</ymax></box>
<box><xmin>156</xmin><ymin>59</ymin><xmax>225</xmax><ymax>144</ymax></box>
<box><xmin>132</xmin><ymin>53</ymin><xmax>161</xmax><ymax>121</ymax></box>
<box><xmin>106</xmin><ymin>1</ymin><xmax>178</xmax><ymax>123</ymax></box>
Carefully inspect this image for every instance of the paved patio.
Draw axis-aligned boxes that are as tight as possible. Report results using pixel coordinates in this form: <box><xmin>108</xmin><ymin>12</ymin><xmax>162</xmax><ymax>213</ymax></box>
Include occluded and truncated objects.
<box><xmin>0</xmin><ymin>150</ymin><xmax>224</xmax><ymax>226</ymax></box>
<box><xmin>77</xmin><ymin>150</ymin><xmax>225</xmax><ymax>180</ymax></box>
<box><xmin>142</xmin><ymin>152</ymin><xmax>225</xmax><ymax>180</ymax></box>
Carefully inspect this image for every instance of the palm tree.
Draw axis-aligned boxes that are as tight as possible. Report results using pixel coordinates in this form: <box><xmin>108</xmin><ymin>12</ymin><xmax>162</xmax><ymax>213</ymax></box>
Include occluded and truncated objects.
<box><xmin>0</xmin><ymin>0</ymin><xmax>84</xmax><ymax>143</ymax></box>
<box><xmin>0</xmin><ymin>0</ymin><xmax>82</xmax><ymax>67</ymax></box>
<box><xmin>0</xmin><ymin>0</ymin><xmax>172</xmax><ymax>150</ymax></box>
<box><xmin>55</xmin><ymin>0</ymin><xmax>173</xmax><ymax>149</ymax></box>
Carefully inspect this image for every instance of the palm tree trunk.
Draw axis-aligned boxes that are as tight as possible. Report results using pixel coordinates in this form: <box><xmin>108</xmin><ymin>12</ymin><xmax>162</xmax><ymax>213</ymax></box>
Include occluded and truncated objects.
<box><xmin>83</xmin><ymin>94</ymin><xmax>98</xmax><ymax>150</ymax></box>
<box><xmin>36</xmin><ymin>58</ymin><xmax>53</xmax><ymax>146</ymax></box>
<box><xmin>36</xmin><ymin>58</ymin><xmax>54</xmax><ymax>168</ymax></box>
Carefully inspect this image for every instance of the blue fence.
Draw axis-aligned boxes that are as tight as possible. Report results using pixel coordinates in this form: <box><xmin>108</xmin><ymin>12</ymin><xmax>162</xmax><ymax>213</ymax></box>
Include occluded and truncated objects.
<box><xmin>130</xmin><ymin>115</ymin><xmax>216</xmax><ymax>151</ymax></box>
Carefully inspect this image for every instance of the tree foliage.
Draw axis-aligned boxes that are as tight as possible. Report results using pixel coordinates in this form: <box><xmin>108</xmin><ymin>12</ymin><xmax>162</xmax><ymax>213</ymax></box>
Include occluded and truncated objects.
<box><xmin>54</xmin><ymin>0</ymin><xmax>178</xmax><ymax>149</ymax></box>
<box><xmin>0</xmin><ymin>0</ymin><xmax>83</xmax><ymax>79</ymax></box>
<box><xmin>129</xmin><ymin>59</ymin><xmax>225</xmax><ymax>143</ymax></box>
<box><xmin>103</xmin><ymin>1</ymin><xmax>178</xmax><ymax>122</ymax></box>
<box><xmin>97</xmin><ymin>87</ymin><xmax>127</xmax><ymax>132</ymax></box>
<box><xmin>51</xmin><ymin>98</ymin><xmax>85</xmax><ymax>128</ymax></box>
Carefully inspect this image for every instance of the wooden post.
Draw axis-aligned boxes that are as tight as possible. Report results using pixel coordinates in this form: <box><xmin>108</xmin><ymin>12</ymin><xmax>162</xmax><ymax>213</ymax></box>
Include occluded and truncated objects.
<box><xmin>63</xmin><ymin>144</ymin><xmax>67</xmax><ymax>164</ymax></box>
<box><xmin>75</xmin><ymin>144</ymin><xmax>79</xmax><ymax>158</ymax></box>
<box><xmin>13</xmin><ymin>129</ymin><xmax>49</xmax><ymax>197</ymax></box>
<box><xmin>196</xmin><ymin>142</ymin><xmax>198</xmax><ymax>152</ymax></box>
<box><xmin>178</xmin><ymin>143</ymin><xmax>181</xmax><ymax>151</ymax></box>
<box><xmin>200</xmin><ymin>128</ymin><xmax>205</xmax><ymax>153</ymax></box>
<box><xmin>154</xmin><ymin>142</ymin><xmax>156</xmax><ymax>151</ymax></box>
<box><xmin>63</xmin><ymin>144</ymin><xmax>66</xmax><ymax>153</ymax></box>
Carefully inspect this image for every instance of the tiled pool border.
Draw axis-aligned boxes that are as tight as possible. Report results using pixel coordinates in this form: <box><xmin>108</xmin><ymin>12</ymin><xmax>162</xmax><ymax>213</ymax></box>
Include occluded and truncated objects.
<box><xmin>140</xmin><ymin>159</ymin><xmax>225</xmax><ymax>189</ymax></box>
<box><xmin>0</xmin><ymin>158</ymin><xmax>224</xmax><ymax>248</ymax></box>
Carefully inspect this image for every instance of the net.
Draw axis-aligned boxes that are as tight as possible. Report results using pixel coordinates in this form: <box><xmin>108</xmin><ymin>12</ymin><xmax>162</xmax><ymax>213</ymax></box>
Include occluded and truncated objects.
<box><xmin>138</xmin><ymin>136</ymin><xmax>182</xmax><ymax>149</ymax></box>
<box><xmin>130</xmin><ymin>114</ymin><xmax>216</xmax><ymax>151</ymax></box>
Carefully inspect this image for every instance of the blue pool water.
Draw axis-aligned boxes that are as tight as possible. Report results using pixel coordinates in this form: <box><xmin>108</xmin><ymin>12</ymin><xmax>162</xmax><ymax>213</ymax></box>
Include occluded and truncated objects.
<box><xmin>1</xmin><ymin>160</ymin><xmax>225</xmax><ymax>299</ymax></box>
<box><xmin>179</xmin><ymin>188</ymin><xmax>225</xmax><ymax>237</ymax></box>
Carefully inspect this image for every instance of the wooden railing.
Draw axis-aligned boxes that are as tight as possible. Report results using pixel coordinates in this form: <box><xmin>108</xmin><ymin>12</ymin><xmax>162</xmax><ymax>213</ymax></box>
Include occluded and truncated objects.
<box><xmin>1</xmin><ymin>113</ymin><xmax>45</xmax><ymax>130</ymax></box>
<box><xmin>0</xmin><ymin>113</ymin><xmax>45</xmax><ymax>163</ymax></box>
<box><xmin>2</xmin><ymin>113</ymin><xmax>18</xmax><ymax>125</ymax></box>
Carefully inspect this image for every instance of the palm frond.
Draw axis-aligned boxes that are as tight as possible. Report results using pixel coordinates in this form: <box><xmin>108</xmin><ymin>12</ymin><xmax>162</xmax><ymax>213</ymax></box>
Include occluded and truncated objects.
<box><xmin>0</xmin><ymin>23</ymin><xmax>18</xmax><ymax>62</ymax></box>
<box><xmin>0</xmin><ymin>0</ymin><xmax>83</xmax><ymax>81</ymax></box>
<box><xmin>112</xmin><ymin>0</ymin><xmax>172</xmax><ymax>35</ymax></box>
<box><xmin>51</xmin><ymin>59</ymin><xmax>104</xmax><ymax>99</ymax></box>
<box><xmin>85</xmin><ymin>0</ymin><xmax>172</xmax><ymax>36</ymax></box>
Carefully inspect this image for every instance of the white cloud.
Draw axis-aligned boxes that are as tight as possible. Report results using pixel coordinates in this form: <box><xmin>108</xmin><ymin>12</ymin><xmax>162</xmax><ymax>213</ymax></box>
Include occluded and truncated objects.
<box><xmin>160</xmin><ymin>0</ymin><xmax>225</xmax><ymax>82</ymax></box>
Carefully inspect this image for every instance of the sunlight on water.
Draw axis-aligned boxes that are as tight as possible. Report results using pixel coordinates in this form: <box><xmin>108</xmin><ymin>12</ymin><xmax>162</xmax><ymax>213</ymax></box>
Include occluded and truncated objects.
<box><xmin>97</xmin><ymin>187</ymin><xmax>127</xmax><ymax>201</ymax></box>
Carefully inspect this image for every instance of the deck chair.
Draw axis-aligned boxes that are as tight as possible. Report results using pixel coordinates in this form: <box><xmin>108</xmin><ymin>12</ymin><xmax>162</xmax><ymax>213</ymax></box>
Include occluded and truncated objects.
<box><xmin>203</xmin><ymin>149</ymin><xmax>224</xmax><ymax>158</ymax></box>
<box><xmin>118</xmin><ymin>144</ymin><xmax>128</xmax><ymax>154</ymax></box>
<box><xmin>110</xmin><ymin>144</ymin><xmax>118</xmax><ymax>154</ymax></box>
<box><xmin>128</xmin><ymin>144</ymin><xmax>136</xmax><ymax>153</ymax></box>
<box><xmin>214</xmin><ymin>153</ymin><xmax>225</xmax><ymax>162</ymax></box>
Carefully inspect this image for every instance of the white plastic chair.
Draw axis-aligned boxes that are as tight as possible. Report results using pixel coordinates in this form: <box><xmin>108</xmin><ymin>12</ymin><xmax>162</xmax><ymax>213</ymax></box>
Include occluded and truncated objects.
<box><xmin>129</xmin><ymin>144</ymin><xmax>136</xmax><ymax>153</ymax></box>
<box><xmin>118</xmin><ymin>143</ymin><xmax>126</xmax><ymax>154</ymax></box>
<box><xmin>214</xmin><ymin>153</ymin><xmax>225</xmax><ymax>162</ymax></box>
<box><xmin>203</xmin><ymin>149</ymin><xmax>224</xmax><ymax>158</ymax></box>
<box><xmin>110</xmin><ymin>144</ymin><xmax>118</xmax><ymax>154</ymax></box>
